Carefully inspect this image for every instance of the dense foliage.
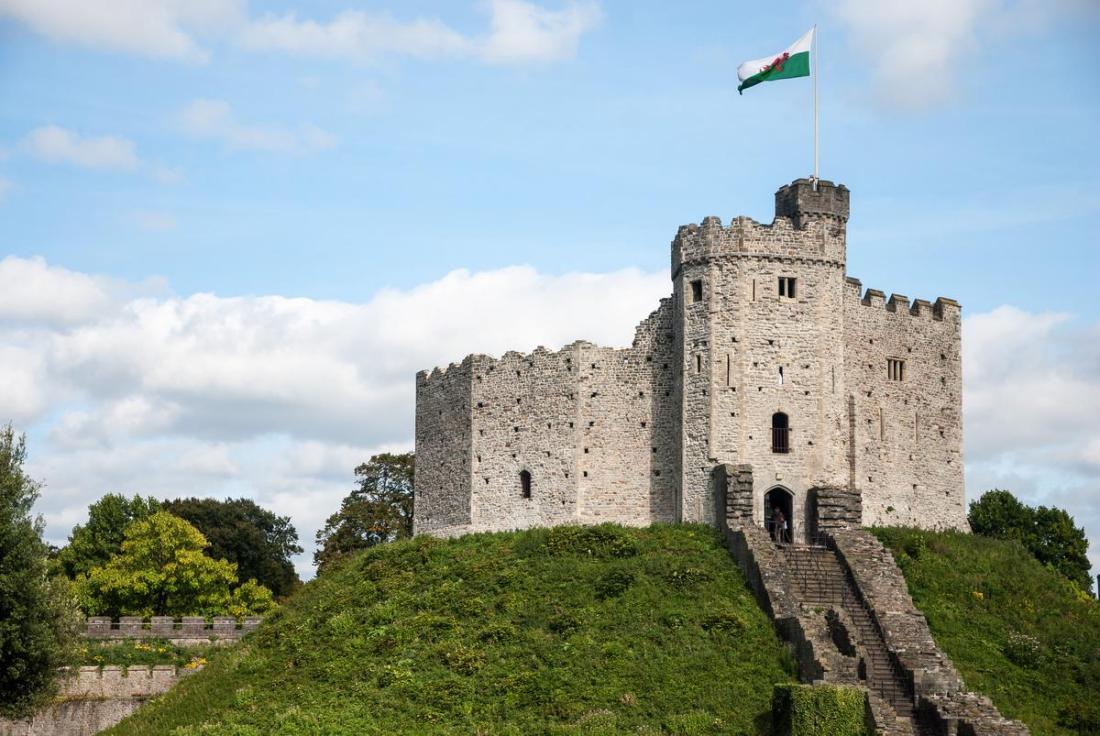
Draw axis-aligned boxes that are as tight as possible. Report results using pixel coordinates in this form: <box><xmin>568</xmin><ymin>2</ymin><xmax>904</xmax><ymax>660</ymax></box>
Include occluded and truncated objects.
<box><xmin>771</xmin><ymin>683</ymin><xmax>867</xmax><ymax>736</ymax></box>
<box><xmin>874</xmin><ymin>527</ymin><xmax>1100</xmax><ymax>736</ymax></box>
<box><xmin>107</xmin><ymin>524</ymin><xmax>794</xmax><ymax>735</ymax></box>
<box><xmin>55</xmin><ymin>493</ymin><xmax>161</xmax><ymax>580</ymax></box>
<box><xmin>163</xmin><ymin>497</ymin><xmax>302</xmax><ymax>598</ymax></box>
<box><xmin>968</xmin><ymin>489</ymin><xmax>1092</xmax><ymax>593</ymax></box>
<box><xmin>0</xmin><ymin>425</ymin><xmax>80</xmax><ymax>718</ymax></box>
<box><xmin>75</xmin><ymin>512</ymin><xmax>277</xmax><ymax>618</ymax></box>
<box><xmin>314</xmin><ymin>452</ymin><xmax>414</xmax><ymax>570</ymax></box>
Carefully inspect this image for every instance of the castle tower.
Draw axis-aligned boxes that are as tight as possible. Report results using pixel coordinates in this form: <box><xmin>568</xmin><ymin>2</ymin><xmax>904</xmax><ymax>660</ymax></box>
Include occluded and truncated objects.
<box><xmin>414</xmin><ymin>177</ymin><xmax>967</xmax><ymax>540</ymax></box>
<box><xmin>672</xmin><ymin>179</ymin><xmax>851</xmax><ymax>540</ymax></box>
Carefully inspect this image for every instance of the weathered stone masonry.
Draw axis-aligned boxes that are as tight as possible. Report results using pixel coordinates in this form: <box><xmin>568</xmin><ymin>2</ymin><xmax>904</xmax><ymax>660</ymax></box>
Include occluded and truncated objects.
<box><xmin>415</xmin><ymin>179</ymin><xmax>968</xmax><ymax>538</ymax></box>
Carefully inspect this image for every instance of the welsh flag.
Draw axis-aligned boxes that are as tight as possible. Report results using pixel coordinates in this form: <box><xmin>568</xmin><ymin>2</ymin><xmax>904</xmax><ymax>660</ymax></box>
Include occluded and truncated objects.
<box><xmin>737</xmin><ymin>28</ymin><xmax>814</xmax><ymax>95</ymax></box>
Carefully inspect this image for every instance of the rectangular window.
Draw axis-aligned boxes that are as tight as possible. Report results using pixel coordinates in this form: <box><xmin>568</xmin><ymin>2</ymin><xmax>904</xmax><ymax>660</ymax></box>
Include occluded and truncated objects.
<box><xmin>887</xmin><ymin>358</ymin><xmax>906</xmax><ymax>381</ymax></box>
<box><xmin>778</xmin><ymin>276</ymin><xmax>797</xmax><ymax>298</ymax></box>
<box><xmin>690</xmin><ymin>279</ymin><xmax>703</xmax><ymax>303</ymax></box>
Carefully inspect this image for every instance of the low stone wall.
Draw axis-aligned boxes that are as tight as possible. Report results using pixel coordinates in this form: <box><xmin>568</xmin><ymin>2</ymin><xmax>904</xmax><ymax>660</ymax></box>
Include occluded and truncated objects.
<box><xmin>0</xmin><ymin>666</ymin><xmax>193</xmax><ymax>736</ymax></box>
<box><xmin>83</xmin><ymin>616</ymin><xmax>262</xmax><ymax>645</ymax></box>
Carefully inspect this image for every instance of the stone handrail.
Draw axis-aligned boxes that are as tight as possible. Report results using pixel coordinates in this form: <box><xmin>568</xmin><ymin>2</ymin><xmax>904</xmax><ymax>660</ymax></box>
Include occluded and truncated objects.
<box><xmin>82</xmin><ymin>616</ymin><xmax>262</xmax><ymax>640</ymax></box>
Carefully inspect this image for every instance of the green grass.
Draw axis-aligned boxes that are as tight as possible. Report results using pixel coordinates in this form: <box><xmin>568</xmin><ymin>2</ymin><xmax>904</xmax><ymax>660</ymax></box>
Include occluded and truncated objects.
<box><xmin>105</xmin><ymin>524</ymin><xmax>795</xmax><ymax>736</ymax></box>
<box><xmin>872</xmin><ymin>527</ymin><xmax>1100</xmax><ymax>736</ymax></box>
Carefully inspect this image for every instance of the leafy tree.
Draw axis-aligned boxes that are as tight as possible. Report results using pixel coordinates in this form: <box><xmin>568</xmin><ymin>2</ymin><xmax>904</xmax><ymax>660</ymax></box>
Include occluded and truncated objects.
<box><xmin>0</xmin><ymin>424</ymin><xmax>80</xmax><ymax>717</ymax></box>
<box><xmin>55</xmin><ymin>493</ymin><xmax>160</xmax><ymax>579</ymax></box>
<box><xmin>227</xmin><ymin>579</ymin><xmax>278</xmax><ymax>618</ymax></box>
<box><xmin>969</xmin><ymin>489</ymin><xmax>1092</xmax><ymax>593</ymax></box>
<box><xmin>162</xmin><ymin>497</ymin><xmax>302</xmax><ymax>599</ymax></box>
<box><xmin>314</xmin><ymin>452</ymin><xmax>414</xmax><ymax>571</ymax></box>
<box><xmin>76</xmin><ymin>511</ymin><xmax>273</xmax><ymax>617</ymax></box>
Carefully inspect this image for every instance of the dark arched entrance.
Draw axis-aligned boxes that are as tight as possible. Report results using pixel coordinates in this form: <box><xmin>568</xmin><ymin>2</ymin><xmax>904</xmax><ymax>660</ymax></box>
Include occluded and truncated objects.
<box><xmin>764</xmin><ymin>487</ymin><xmax>793</xmax><ymax>543</ymax></box>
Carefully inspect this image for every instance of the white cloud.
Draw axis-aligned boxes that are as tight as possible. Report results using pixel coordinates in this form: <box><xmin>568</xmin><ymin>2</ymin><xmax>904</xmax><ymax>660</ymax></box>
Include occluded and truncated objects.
<box><xmin>963</xmin><ymin>305</ymin><xmax>1100</xmax><ymax>576</ymax></box>
<box><xmin>7</xmin><ymin>258</ymin><xmax>663</xmax><ymax>575</ymax></box>
<box><xmin>12</xmin><ymin>257</ymin><xmax>1097</xmax><ymax>577</ymax></box>
<box><xmin>239</xmin><ymin>0</ymin><xmax>600</xmax><ymax>63</ymax></box>
<box><xmin>180</xmin><ymin>99</ymin><xmax>338</xmax><ymax>154</ymax></box>
<box><xmin>0</xmin><ymin>0</ymin><xmax>245</xmax><ymax>62</ymax></box>
<box><xmin>0</xmin><ymin>0</ymin><xmax>599</xmax><ymax>66</ymax></box>
<box><xmin>481</xmin><ymin>0</ymin><xmax>601</xmax><ymax>63</ymax></box>
<box><xmin>830</xmin><ymin>0</ymin><xmax>1097</xmax><ymax>110</ymax></box>
<box><xmin>23</xmin><ymin>125</ymin><xmax>140</xmax><ymax>170</ymax></box>
<box><xmin>239</xmin><ymin>9</ymin><xmax>473</xmax><ymax>61</ymax></box>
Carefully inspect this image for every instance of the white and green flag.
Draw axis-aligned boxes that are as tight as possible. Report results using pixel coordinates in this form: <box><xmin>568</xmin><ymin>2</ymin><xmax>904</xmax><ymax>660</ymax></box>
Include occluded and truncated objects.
<box><xmin>737</xmin><ymin>28</ymin><xmax>814</xmax><ymax>95</ymax></box>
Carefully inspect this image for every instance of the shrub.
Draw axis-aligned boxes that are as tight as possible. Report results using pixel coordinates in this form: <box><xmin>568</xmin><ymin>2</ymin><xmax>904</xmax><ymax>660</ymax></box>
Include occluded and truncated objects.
<box><xmin>594</xmin><ymin>568</ymin><xmax>635</xmax><ymax>599</ymax></box>
<box><xmin>1003</xmin><ymin>632</ymin><xmax>1042</xmax><ymax>668</ymax></box>
<box><xmin>544</xmin><ymin>525</ymin><xmax>638</xmax><ymax>559</ymax></box>
<box><xmin>772</xmin><ymin>683</ymin><xmax>868</xmax><ymax>736</ymax></box>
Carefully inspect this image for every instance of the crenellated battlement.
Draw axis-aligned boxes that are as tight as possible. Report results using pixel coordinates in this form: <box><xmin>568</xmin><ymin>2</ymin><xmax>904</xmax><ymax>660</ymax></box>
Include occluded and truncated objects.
<box><xmin>671</xmin><ymin>205</ymin><xmax>846</xmax><ymax>278</ymax></box>
<box><xmin>844</xmin><ymin>277</ymin><xmax>961</xmax><ymax>321</ymax></box>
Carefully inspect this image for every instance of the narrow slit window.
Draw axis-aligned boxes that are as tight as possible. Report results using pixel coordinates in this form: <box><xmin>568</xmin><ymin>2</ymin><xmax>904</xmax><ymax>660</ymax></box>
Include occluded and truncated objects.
<box><xmin>778</xmin><ymin>276</ymin><xmax>797</xmax><ymax>298</ymax></box>
<box><xmin>778</xmin><ymin>366</ymin><xmax>784</xmax><ymax>385</ymax></box>
<box><xmin>690</xmin><ymin>279</ymin><xmax>703</xmax><ymax>303</ymax></box>
<box><xmin>696</xmin><ymin>354</ymin><xmax>702</xmax><ymax>373</ymax></box>
<box><xmin>725</xmin><ymin>354</ymin><xmax>731</xmax><ymax>386</ymax></box>
<box><xmin>887</xmin><ymin>358</ymin><xmax>906</xmax><ymax>381</ymax></box>
<box><xmin>519</xmin><ymin>470</ymin><xmax>532</xmax><ymax>499</ymax></box>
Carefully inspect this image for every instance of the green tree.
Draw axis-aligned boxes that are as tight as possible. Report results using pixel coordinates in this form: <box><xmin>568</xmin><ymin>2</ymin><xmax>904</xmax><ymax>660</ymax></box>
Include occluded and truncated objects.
<box><xmin>76</xmin><ymin>511</ymin><xmax>273</xmax><ymax>617</ymax></box>
<box><xmin>162</xmin><ymin>497</ymin><xmax>302</xmax><ymax>599</ymax></box>
<box><xmin>0</xmin><ymin>424</ymin><xmax>80</xmax><ymax>717</ymax></box>
<box><xmin>969</xmin><ymin>489</ymin><xmax>1092</xmax><ymax>593</ymax></box>
<box><xmin>55</xmin><ymin>493</ymin><xmax>161</xmax><ymax>579</ymax></box>
<box><xmin>314</xmin><ymin>452</ymin><xmax>414</xmax><ymax>571</ymax></box>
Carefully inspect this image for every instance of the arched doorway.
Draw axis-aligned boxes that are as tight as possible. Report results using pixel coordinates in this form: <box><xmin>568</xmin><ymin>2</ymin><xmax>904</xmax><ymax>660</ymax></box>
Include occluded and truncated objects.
<box><xmin>764</xmin><ymin>487</ymin><xmax>794</xmax><ymax>543</ymax></box>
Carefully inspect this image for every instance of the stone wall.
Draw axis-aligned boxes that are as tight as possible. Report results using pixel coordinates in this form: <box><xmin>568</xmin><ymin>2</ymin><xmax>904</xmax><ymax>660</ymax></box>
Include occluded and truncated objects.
<box><xmin>842</xmin><ymin>280</ymin><xmax>967</xmax><ymax>530</ymax></box>
<box><xmin>83</xmin><ymin>616</ymin><xmax>262</xmax><ymax>645</ymax></box>
<box><xmin>414</xmin><ymin>178</ymin><xmax>967</xmax><ymax>539</ymax></box>
<box><xmin>0</xmin><ymin>666</ymin><xmax>192</xmax><ymax>736</ymax></box>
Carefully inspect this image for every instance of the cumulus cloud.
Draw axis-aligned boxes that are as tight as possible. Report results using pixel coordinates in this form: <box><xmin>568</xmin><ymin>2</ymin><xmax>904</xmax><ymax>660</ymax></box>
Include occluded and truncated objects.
<box><xmin>23</xmin><ymin>125</ymin><xmax>141</xmax><ymax>170</ymax></box>
<box><xmin>830</xmin><ymin>0</ymin><xmax>1097</xmax><ymax>110</ymax></box>
<box><xmin>234</xmin><ymin>0</ymin><xmax>600</xmax><ymax>63</ymax></box>
<box><xmin>0</xmin><ymin>0</ymin><xmax>244</xmax><ymax>62</ymax></box>
<box><xmin>0</xmin><ymin>0</ymin><xmax>600</xmax><ymax>66</ymax></box>
<box><xmin>6</xmin><ymin>258</ymin><xmax>664</xmax><ymax>575</ymax></box>
<box><xmin>963</xmin><ymin>305</ymin><xmax>1100</xmax><ymax>574</ymax></box>
<box><xmin>11</xmin><ymin>257</ymin><xmax>1096</xmax><ymax>577</ymax></box>
<box><xmin>180</xmin><ymin>99</ymin><xmax>337</xmax><ymax>154</ymax></box>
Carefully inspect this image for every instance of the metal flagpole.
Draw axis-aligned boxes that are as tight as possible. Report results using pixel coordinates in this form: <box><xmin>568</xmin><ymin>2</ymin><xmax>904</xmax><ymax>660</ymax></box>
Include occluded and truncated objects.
<box><xmin>812</xmin><ymin>24</ymin><xmax>819</xmax><ymax>190</ymax></box>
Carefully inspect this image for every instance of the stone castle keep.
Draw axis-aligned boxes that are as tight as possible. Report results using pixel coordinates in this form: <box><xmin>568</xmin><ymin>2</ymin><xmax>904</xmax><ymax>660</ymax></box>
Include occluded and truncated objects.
<box><xmin>414</xmin><ymin>178</ymin><xmax>968</xmax><ymax>542</ymax></box>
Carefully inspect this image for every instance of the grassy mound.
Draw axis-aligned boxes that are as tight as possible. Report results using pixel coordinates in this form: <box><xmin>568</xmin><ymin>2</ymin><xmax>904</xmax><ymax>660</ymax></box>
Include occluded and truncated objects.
<box><xmin>873</xmin><ymin>528</ymin><xmax>1100</xmax><ymax>735</ymax></box>
<box><xmin>106</xmin><ymin>524</ymin><xmax>794</xmax><ymax>735</ymax></box>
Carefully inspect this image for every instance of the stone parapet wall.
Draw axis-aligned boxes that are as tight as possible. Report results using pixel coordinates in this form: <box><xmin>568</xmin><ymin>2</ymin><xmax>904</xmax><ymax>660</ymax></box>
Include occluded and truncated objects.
<box><xmin>83</xmin><ymin>615</ymin><xmax>262</xmax><ymax>642</ymax></box>
<box><xmin>0</xmin><ymin>666</ymin><xmax>194</xmax><ymax>736</ymax></box>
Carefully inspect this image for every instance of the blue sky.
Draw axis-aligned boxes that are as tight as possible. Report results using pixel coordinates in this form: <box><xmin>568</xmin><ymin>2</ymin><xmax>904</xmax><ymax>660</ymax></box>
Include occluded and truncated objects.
<box><xmin>1</xmin><ymin>0</ymin><xmax>1098</xmax><ymax>580</ymax></box>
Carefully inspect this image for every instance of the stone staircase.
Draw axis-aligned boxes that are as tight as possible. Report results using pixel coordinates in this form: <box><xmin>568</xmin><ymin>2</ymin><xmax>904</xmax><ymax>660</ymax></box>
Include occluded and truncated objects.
<box><xmin>783</xmin><ymin>545</ymin><xmax>931</xmax><ymax>734</ymax></box>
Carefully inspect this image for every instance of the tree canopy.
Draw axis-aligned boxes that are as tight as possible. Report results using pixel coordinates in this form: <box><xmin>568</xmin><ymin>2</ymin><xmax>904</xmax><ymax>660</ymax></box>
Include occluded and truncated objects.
<box><xmin>0</xmin><ymin>424</ymin><xmax>79</xmax><ymax>717</ymax></box>
<box><xmin>75</xmin><ymin>511</ymin><xmax>275</xmax><ymax>617</ymax></box>
<box><xmin>314</xmin><ymin>452</ymin><xmax>414</xmax><ymax>571</ymax></box>
<box><xmin>55</xmin><ymin>493</ymin><xmax>161</xmax><ymax>580</ymax></box>
<box><xmin>969</xmin><ymin>489</ymin><xmax>1092</xmax><ymax>593</ymax></box>
<box><xmin>163</xmin><ymin>497</ymin><xmax>302</xmax><ymax>598</ymax></box>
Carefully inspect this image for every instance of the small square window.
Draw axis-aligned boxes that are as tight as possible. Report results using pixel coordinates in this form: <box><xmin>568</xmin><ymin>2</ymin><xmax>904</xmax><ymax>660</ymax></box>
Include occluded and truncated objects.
<box><xmin>690</xmin><ymin>279</ymin><xmax>703</xmax><ymax>303</ymax></box>
<box><xmin>778</xmin><ymin>276</ymin><xmax>797</xmax><ymax>298</ymax></box>
<box><xmin>887</xmin><ymin>358</ymin><xmax>906</xmax><ymax>381</ymax></box>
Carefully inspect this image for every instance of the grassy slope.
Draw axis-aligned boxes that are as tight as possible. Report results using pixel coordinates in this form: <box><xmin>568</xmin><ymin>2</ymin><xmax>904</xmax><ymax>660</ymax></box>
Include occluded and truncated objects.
<box><xmin>873</xmin><ymin>528</ymin><xmax>1100</xmax><ymax>736</ymax></box>
<box><xmin>106</xmin><ymin>524</ymin><xmax>794</xmax><ymax>736</ymax></box>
